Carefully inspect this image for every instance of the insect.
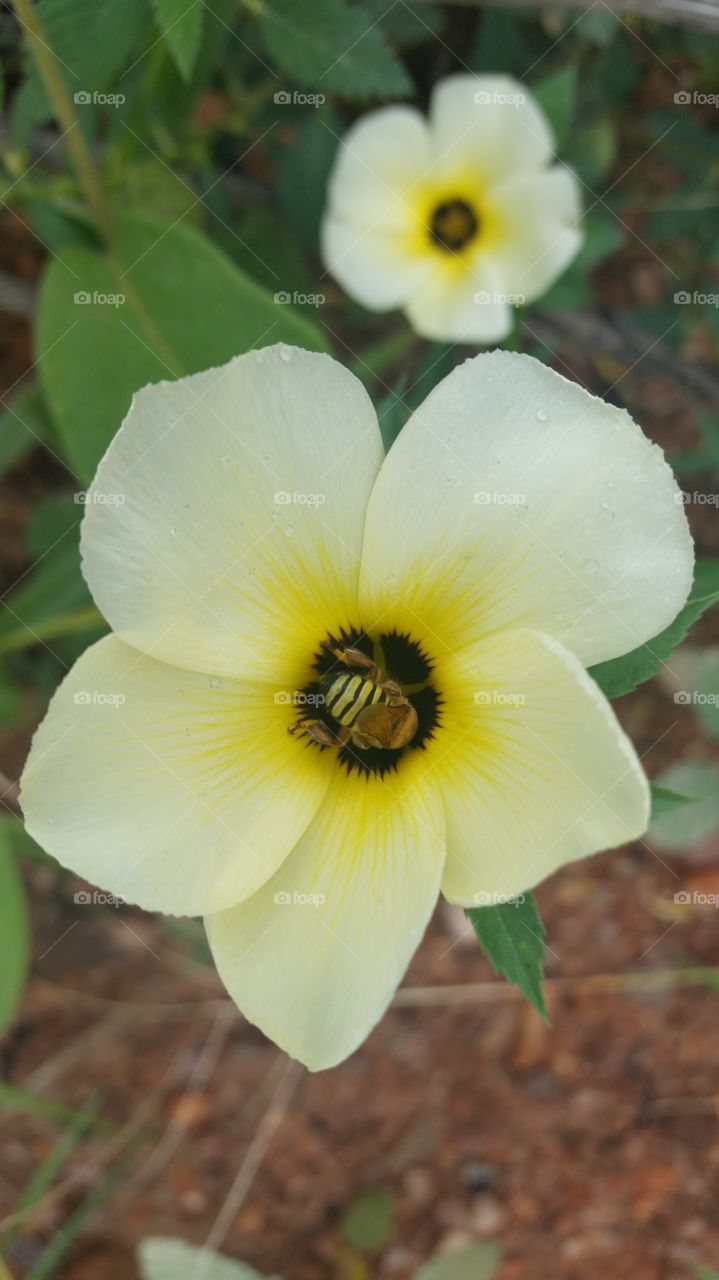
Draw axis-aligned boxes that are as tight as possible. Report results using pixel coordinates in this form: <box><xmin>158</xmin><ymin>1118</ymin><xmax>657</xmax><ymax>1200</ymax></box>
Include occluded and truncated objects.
<box><xmin>289</xmin><ymin>644</ymin><xmax>418</xmax><ymax>751</ymax></box>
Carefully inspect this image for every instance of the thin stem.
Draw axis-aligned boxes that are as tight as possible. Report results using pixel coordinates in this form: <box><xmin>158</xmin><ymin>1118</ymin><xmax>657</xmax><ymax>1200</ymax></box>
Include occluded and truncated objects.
<box><xmin>13</xmin><ymin>0</ymin><xmax>112</xmax><ymax>242</ymax></box>
<box><xmin>0</xmin><ymin>605</ymin><xmax>105</xmax><ymax>657</ymax></box>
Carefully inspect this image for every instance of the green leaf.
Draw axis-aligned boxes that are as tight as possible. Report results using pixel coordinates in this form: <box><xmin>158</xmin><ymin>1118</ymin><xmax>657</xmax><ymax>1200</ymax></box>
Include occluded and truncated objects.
<box><xmin>0</xmin><ymin>828</ymin><xmax>29</xmax><ymax>1035</ymax></box>
<box><xmin>466</xmin><ymin>893</ymin><xmax>547</xmax><ymax>1019</ymax></box>
<box><xmin>0</xmin><ymin>384</ymin><xmax>55</xmax><ymax>477</ymax></box>
<box><xmin>273</xmin><ymin>108</ymin><xmax>341</xmax><ymax>253</ymax></box>
<box><xmin>261</xmin><ymin>0</ymin><xmax>412</xmax><ymax>99</ymax></box>
<box><xmin>693</xmin><ymin>649</ymin><xmax>719</xmax><ymax>739</ymax></box>
<box><xmin>36</xmin><ymin>211</ymin><xmax>328</xmax><ymax>480</ymax></box>
<box><xmin>650</xmin><ymin>782</ymin><xmax>701</xmax><ymax>821</ymax></box>
<box><xmin>341</xmin><ymin>1188</ymin><xmax>394</xmax><ymax>1253</ymax></box>
<box><xmin>565</xmin><ymin>118</ymin><xmax>616</xmax><ymax>187</ymax></box>
<box><xmin>648</xmin><ymin>761</ymin><xmax>719</xmax><ymax>852</ymax></box>
<box><xmin>532</xmin><ymin>63</ymin><xmax>577</xmax><ymax>151</ymax></box>
<box><xmin>138</xmin><ymin>1238</ymin><xmax>272</xmax><ymax>1280</ymax></box>
<box><xmin>415</xmin><ymin>1244</ymin><xmax>501</xmax><ymax>1280</ymax></box>
<box><xmin>13</xmin><ymin>0</ymin><xmax>150</xmax><ymax>142</ymax></box>
<box><xmin>151</xmin><ymin>0</ymin><xmax>203</xmax><ymax>81</ymax></box>
<box><xmin>2</xmin><ymin>1093</ymin><xmax>102</xmax><ymax>1254</ymax></box>
<box><xmin>589</xmin><ymin>564</ymin><xmax>719</xmax><ymax>699</ymax></box>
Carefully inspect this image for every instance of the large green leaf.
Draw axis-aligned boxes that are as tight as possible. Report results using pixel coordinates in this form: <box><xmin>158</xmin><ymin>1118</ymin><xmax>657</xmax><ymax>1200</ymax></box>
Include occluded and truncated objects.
<box><xmin>13</xmin><ymin>0</ymin><xmax>149</xmax><ymax>142</ymax></box>
<box><xmin>151</xmin><ymin>0</ymin><xmax>203</xmax><ymax>80</ymax></box>
<box><xmin>466</xmin><ymin>893</ymin><xmax>547</xmax><ymax>1019</ymax></box>
<box><xmin>589</xmin><ymin>562</ymin><xmax>719</xmax><ymax>699</ymax></box>
<box><xmin>261</xmin><ymin>0</ymin><xmax>412</xmax><ymax>99</ymax></box>
<box><xmin>0</xmin><ymin>384</ymin><xmax>55</xmax><ymax>477</ymax></box>
<box><xmin>138</xmin><ymin>1238</ymin><xmax>274</xmax><ymax>1280</ymax></box>
<box><xmin>36</xmin><ymin>211</ymin><xmax>328</xmax><ymax>480</ymax></box>
<box><xmin>0</xmin><ymin>828</ymin><xmax>30</xmax><ymax>1035</ymax></box>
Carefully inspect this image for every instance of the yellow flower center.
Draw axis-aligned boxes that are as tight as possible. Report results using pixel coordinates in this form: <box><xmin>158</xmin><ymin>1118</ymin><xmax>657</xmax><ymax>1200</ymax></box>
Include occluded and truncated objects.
<box><xmin>429</xmin><ymin>198</ymin><xmax>479</xmax><ymax>253</ymax></box>
<box><xmin>289</xmin><ymin>628</ymin><xmax>441</xmax><ymax>778</ymax></box>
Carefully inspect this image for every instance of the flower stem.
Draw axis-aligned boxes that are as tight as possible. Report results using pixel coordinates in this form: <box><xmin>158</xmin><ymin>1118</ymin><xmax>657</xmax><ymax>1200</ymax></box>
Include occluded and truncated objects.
<box><xmin>12</xmin><ymin>0</ymin><xmax>112</xmax><ymax>242</ymax></box>
<box><xmin>0</xmin><ymin>605</ymin><xmax>105</xmax><ymax>658</ymax></box>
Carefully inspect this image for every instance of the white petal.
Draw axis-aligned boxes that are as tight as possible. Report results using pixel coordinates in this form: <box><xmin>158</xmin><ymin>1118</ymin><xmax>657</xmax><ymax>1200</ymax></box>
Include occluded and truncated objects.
<box><xmin>81</xmin><ymin>346</ymin><xmax>383</xmax><ymax>681</ymax></box>
<box><xmin>20</xmin><ymin>636</ymin><xmax>330</xmax><ymax>915</ymax></box>
<box><xmin>206</xmin><ymin>758</ymin><xmax>445</xmax><ymax>1070</ymax></box>
<box><xmin>484</xmin><ymin>168</ymin><xmax>583</xmax><ymax>301</ymax></box>
<box><xmin>437</xmin><ymin>629</ymin><xmax>650</xmax><ymax>903</ymax></box>
<box><xmin>404</xmin><ymin>251</ymin><xmax>512</xmax><ymax>343</ymax></box>
<box><xmin>321</xmin><ymin>214</ymin><xmax>431</xmax><ymax>311</ymax></box>
<box><xmin>321</xmin><ymin>107</ymin><xmax>432</xmax><ymax>311</ymax></box>
<box><xmin>359</xmin><ymin>350</ymin><xmax>693</xmax><ymax>667</ymax></box>
<box><xmin>323</xmin><ymin>105</ymin><xmax>430</xmax><ymax>230</ymax></box>
<box><xmin>428</xmin><ymin>74</ymin><xmax>554</xmax><ymax>186</ymax></box>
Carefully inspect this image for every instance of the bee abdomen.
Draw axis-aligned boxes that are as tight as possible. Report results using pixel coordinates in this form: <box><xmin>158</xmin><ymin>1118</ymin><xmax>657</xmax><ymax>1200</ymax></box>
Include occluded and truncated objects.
<box><xmin>324</xmin><ymin>674</ymin><xmax>385</xmax><ymax>727</ymax></box>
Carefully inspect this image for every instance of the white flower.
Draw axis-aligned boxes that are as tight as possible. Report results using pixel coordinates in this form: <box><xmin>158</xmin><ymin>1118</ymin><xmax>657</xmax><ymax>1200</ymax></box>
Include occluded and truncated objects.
<box><xmin>321</xmin><ymin>73</ymin><xmax>583</xmax><ymax>342</ymax></box>
<box><xmin>21</xmin><ymin>346</ymin><xmax>692</xmax><ymax>1070</ymax></box>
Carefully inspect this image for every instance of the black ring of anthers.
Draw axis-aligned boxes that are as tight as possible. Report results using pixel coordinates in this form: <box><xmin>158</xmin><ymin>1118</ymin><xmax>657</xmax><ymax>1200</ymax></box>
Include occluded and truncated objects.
<box><xmin>295</xmin><ymin>627</ymin><xmax>442</xmax><ymax>778</ymax></box>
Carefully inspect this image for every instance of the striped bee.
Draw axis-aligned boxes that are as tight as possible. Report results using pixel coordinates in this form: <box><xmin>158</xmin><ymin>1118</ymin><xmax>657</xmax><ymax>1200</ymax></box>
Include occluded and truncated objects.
<box><xmin>290</xmin><ymin>645</ymin><xmax>418</xmax><ymax>751</ymax></box>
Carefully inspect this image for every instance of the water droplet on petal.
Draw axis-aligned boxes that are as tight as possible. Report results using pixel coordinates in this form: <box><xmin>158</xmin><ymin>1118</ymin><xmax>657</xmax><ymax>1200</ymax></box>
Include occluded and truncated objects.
<box><xmin>536</xmin><ymin>409</ymin><xmax>548</xmax><ymax>422</ymax></box>
<box><xmin>221</xmin><ymin>455</ymin><xmax>231</xmax><ymax>466</ymax></box>
<box><xmin>585</xmin><ymin>559</ymin><xmax>599</xmax><ymax>574</ymax></box>
<box><xmin>210</xmin><ymin>677</ymin><xmax>220</xmax><ymax>688</ymax></box>
<box><xmin>279</xmin><ymin>345</ymin><xmax>293</xmax><ymax>362</ymax></box>
<box><xmin>170</xmin><ymin>527</ymin><xmax>178</xmax><ymax>537</ymax></box>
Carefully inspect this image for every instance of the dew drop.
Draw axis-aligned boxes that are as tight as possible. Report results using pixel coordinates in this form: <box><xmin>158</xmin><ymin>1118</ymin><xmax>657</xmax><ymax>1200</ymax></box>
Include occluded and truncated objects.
<box><xmin>285</xmin><ymin>526</ymin><xmax>294</xmax><ymax>536</ymax></box>
<box><xmin>170</xmin><ymin>527</ymin><xmax>178</xmax><ymax>537</ymax></box>
<box><xmin>585</xmin><ymin>559</ymin><xmax>599</xmax><ymax>574</ymax></box>
<box><xmin>279</xmin><ymin>345</ymin><xmax>293</xmax><ymax>362</ymax></box>
<box><xmin>601</xmin><ymin>501</ymin><xmax>610</xmax><ymax>510</ymax></box>
<box><xmin>536</xmin><ymin>409</ymin><xmax>548</xmax><ymax>422</ymax></box>
<box><xmin>221</xmin><ymin>455</ymin><xmax>231</xmax><ymax>466</ymax></box>
<box><xmin>210</xmin><ymin>677</ymin><xmax>220</xmax><ymax>689</ymax></box>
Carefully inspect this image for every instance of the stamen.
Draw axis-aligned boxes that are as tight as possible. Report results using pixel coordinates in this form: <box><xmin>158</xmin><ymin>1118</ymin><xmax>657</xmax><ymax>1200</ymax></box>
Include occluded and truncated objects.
<box><xmin>430</xmin><ymin>199</ymin><xmax>479</xmax><ymax>253</ymax></box>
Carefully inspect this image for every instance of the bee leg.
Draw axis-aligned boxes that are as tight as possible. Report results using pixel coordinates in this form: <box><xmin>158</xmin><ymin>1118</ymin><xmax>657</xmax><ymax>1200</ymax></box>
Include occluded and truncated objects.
<box><xmin>289</xmin><ymin>718</ymin><xmax>346</xmax><ymax>748</ymax></box>
<box><xmin>379</xmin><ymin>679</ymin><xmax>405</xmax><ymax>701</ymax></box>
